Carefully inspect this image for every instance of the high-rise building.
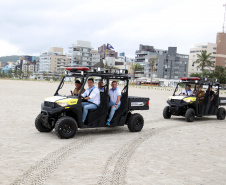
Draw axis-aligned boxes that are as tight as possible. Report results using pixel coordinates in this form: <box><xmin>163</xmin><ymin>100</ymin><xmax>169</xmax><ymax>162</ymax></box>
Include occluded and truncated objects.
<box><xmin>118</xmin><ymin>52</ymin><xmax>135</xmax><ymax>63</ymax></box>
<box><xmin>188</xmin><ymin>43</ymin><xmax>216</xmax><ymax>76</ymax></box>
<box><xmin>15</xmin><ymin>56</ymin><xmax>38</xmax><ymax>77</ymax></box>
<box><xmin>91</xmin><ymin>50</ymin><xmax>101</xmax><ymax>63</ymax></box>
<box><xmin>1</xmin><ymin>62</ymin><xmax>15</xmax><ymax>75</ymax></box>
<box><xmin>39</xmin><ymin>47</ymin><xmax>67</xmax><ymax>74</ymax></box>
<box><xmin>216</xmin><ymin>32</ymin><xmax>226</xmax><ymax>67</ymax></box>
<box><xmin>135</xmin><ymin>45</ymin><xmax>188</xmax><ymax>79</ymax></box>
<box><xmin>98</xmin><ymin>44</ymin><xmax>118</xmax><ymax>59</ymax></box>
<box><xmin>68</xmin><ymin>40</ymin><xmax>96</xmax><ymax>66</ymax></box>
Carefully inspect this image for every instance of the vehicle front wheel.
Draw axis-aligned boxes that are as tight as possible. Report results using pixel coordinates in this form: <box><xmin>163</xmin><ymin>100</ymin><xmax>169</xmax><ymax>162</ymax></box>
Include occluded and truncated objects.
<box><xmin>185</xmin><ymin>108</ymin><xmax>195</xmax><ymax>122</ymax></box>
<box><xmin>35</xmin><ymin>114</ymin><xmax>53</xmax><ymax>132</ymax></box>
<box><xmin>128</xmin><ymin>113</ymin><xmax>144</xmax><ymax>132</ymax></box>
<box><xmin>55</xmin><ymin>116</ymin><xmax>78</xmax><ymax>139</ymax></box>
<box><xmin>217</xmin><ymin>107</ymin><xmax>226</xmax><ymax>120</ymax></box>
<box><xmin>163</xmin><ymin>106</ymin><xmax>171</xmax><ymax>119</ymax></box>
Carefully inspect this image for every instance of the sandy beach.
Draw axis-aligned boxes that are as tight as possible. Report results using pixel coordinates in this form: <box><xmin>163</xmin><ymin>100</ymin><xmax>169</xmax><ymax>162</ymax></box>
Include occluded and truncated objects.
<box><xmin>1</xmin><ymin>79</ymin><xmax>226</xmax><ymax>185</ymax></box>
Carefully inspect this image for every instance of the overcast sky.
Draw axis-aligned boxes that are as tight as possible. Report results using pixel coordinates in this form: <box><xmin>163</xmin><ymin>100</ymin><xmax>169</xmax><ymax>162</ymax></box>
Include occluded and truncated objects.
<box><xmin>0</xmin><ymin>0</ymin><xmax>225</xmax><ymax>58</ymax></box>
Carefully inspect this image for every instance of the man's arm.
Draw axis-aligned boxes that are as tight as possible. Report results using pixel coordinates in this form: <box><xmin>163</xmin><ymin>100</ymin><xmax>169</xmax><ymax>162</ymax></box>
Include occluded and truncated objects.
<box><xmin>85</xmin><ymin>88</ymin><xmax>98</xmax><ymax>100</ymax></box>
<box><xmin>113</xmin><ymin>89</ymin><xmax>121</xmax><ymax>107</ymax></box>
<box><xmin>115</xmin><ymin>95</ymin><xmax>121</xmax><ymax>104</ymax></box>
<box><xmin>81</xmin><ymin>89</ymin><xmax>88</xmax><ymax>98</ymax></box>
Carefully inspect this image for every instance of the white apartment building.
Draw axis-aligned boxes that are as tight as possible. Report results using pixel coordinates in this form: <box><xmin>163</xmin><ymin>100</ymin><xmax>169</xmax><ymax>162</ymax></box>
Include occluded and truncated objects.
<box><xmin>91</xmin><ymin>50</ymin><xmax>101</xmax><ymax>63</ymax></box>
<box><xmin>188</xmin><ymin>43</ymin><xmax>216</xmax><ymax>76</ymax></box>
<box><xmin>68</xmin><ymin>40</ymin><xmax>100</xmax><ymax>66</ymax></box>
<box><xmin>39</xmin><ymin>47</ymin><xmax>67</xmax><ymax>74</ymax></box>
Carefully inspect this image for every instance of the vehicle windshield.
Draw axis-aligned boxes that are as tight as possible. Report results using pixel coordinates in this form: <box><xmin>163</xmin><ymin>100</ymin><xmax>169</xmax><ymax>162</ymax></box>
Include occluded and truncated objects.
<box><xmin>57</xmin><ymin>76</ymin><xmax>85</xmax><ymax>97</ymax></box>
<box><xmin>173</xmin><ymin>83</ymin><xmax>198</xmax><ymax>96</ymax></box>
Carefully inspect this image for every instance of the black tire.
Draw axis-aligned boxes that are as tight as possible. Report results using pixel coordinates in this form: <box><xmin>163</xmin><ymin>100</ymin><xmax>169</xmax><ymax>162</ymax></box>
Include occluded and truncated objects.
<box><xmin>128</xmin><ymin>113</ymin><xmax>144</xmax><ymax>132</ymax></box>
<box><xmin>35</xmin><ymin>114</ymin><xmax>53</xmax><ymax>132</ymax></box>
<box><xmin>185</xmin><ymin>108</ymin><xmax>195</xmax><ymax>122</ymax></box>
<box><xmin>217</xmin><ymin>107</ymin><xmax>226</xmax><ymax>120</ymax></box>
<box><xmin>163</xmin><ymin>106</ymin><xmax>171</xmax><ymax>119</ymax></box>
<box><xmin>55</xmin><ymin>116</ymin><xmax>78</xmax><ymax>139</ymax></box>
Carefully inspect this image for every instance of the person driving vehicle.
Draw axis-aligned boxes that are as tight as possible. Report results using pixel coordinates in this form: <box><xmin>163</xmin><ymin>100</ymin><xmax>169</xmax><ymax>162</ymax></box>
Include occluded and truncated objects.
<box><xmin>72</xmin><ymin>80</ymin><xmax>85</xmax><ymax>96</ymax></box>
<box><xmin>181</xmin><ymin>84</ymin><xmax>193</xmax><ymax>96</ymax></box>
<box><xmin>81</xmin><ymin>78</ymin><xmax>100</xmax><ymax>123</ymax></box>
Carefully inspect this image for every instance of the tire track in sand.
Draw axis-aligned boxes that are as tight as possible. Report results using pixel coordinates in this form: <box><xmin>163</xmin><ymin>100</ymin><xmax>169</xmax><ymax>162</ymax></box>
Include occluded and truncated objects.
<box><xmin>11</xmin><ymin>136</ymin><xmax>94</xmax><ymax>185</ymax></box>
<box><xmin>11</xmin><ymin>128</ymin><xmax>121</xmax><ymax>185</ymax></box>
<box><xmin>98</xmin><ymin>119</ymin><xmax>216</xmax><ymax>185</ymax></box>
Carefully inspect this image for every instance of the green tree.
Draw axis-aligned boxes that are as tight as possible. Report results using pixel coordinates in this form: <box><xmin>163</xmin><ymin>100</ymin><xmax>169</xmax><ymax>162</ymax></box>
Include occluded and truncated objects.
<box><xmin>52</xmin><ymin>75</ymin><xmax>57</xmax><ymax>81</ymax></box>
<box><xmin>42</xmin><ymin>71</ymin><xmax>47</xmax><ymax>80</ymax></box>
<box><xmin>130</xmin><ymin>63</ymin><xmax>142</xmax><ymax>81</ymax></box>
<box><xmin>8</xmin><ymin>70</ymin><xmax>13</xmax><ymax>78</ymax></box>
<box><xmin>190</xmin><ymin>70</ymin><xmax>214</xmax><ymax>79</ymax></box>
<box><xmin>190</xmin><ymin>72</ymin><xmax>202</xmax><ymax>78</ymax></box>
<box><xmin>193</xmin><ymin>50</ymin><xmax>213</xmax><ymax>79</ymax></box>
<box><xmin>27</xmin><ymin>71</ymin><xmax>32</xmax><ymax>79</ymax></box>
<box><xmin>213</xmin><ymin>66</ymin><xmax>226</xmax><ymax>84</ymax></box>
<box><xmin>148</xmin><ymin>57</ymin><xmax>158</xmax><ymax>86</ymax></box>
<box><xmin>17</xmin><ymin>70</ymin><xmax>24</xmax><ymax>79</ymax></box>
<box><xmin>1</xmin><ymin>70</ymin><xmax>7</xmax><ymax>78</ymax></box>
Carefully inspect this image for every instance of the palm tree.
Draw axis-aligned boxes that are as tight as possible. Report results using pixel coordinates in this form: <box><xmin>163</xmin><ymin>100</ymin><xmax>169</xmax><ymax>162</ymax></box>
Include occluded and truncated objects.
<box><xmin>193</xmin><ymin>50</ymin><xmax>213</xmax><ymax>79</ymax></box>
<box><xmin>130</xmin><ymin>63</ymin><xmax>142</xmax><ymax>81</ymax></box>
<box><xmin>148</xmin><ymin>57</ymin><xmax>158</xmax><ymax>86</ymax></box>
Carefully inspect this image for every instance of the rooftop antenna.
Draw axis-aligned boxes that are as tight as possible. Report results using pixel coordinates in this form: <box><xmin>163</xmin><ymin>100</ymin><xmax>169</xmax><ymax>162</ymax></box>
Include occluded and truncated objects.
<box><xmin>223</xmin><ymin>3</ymin><xmax>226</xmax><ymax>33</ymax></box>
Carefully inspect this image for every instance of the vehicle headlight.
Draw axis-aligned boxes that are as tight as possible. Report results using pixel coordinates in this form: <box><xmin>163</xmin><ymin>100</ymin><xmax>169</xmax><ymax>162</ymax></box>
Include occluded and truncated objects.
<box><xmin>168</xmin><ymin>97</ymin><xmax>172</xmax><ymax>100</ymax></box>
<box><xmin>56</xmin><ymin>102</ymin><xmax>69</xmax><ymax>107</ymax></box>
<box><xmin>183</xmin><ymin>99</ymin><xmax>191</xmax><ymax>103</ymax></box>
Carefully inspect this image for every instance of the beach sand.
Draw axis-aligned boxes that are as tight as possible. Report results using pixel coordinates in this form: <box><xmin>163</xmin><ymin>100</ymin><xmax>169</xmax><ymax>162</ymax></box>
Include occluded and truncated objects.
<box><xmin>1</xmin><ymin>79</ymin><xmax>226</xmax><ymax>185</ymax></box>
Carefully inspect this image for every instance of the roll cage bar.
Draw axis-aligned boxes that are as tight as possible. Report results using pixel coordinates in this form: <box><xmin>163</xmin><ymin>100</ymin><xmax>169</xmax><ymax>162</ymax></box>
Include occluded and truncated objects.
<box><xmin>173</xmin><ymin>80</ymin><xmax>220</xmax><ymax>97</ymax></box>
<box><xmin>54</xmin><ymin>68</ymin><xmax>130</xmax><ymax>97</ymax></box>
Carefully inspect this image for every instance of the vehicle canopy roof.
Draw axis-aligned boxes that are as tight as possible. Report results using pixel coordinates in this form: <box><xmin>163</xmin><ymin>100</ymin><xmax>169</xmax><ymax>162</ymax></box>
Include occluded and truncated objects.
<box><xmin>179</xmin><ymin>77</ymin><xmax>220</xmax><ymax>86</ymax></box>
<box><xmin>65</xmin><ymin>67</ymin><xmax>130</xmax><ymax>80</ymax></box>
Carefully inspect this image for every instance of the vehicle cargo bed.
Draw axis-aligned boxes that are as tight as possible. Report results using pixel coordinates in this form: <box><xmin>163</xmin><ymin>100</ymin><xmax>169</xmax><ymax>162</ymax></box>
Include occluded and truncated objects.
<box><xmin>128</xmin><ymin>96</ymin><xmax>149</xmax><ymax>110</ymax></box>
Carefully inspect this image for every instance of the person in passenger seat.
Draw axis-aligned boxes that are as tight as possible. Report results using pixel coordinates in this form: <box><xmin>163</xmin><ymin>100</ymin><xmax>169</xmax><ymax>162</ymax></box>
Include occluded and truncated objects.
<box><xmin>106</xmin><ymin>81</ymin><xmax>121</xmax><ymax>126</ymax></box>
<box><xmin>209</xmin><ymin>85</ymin><xmax>215</xmax><ymax>101</ymax></box>
<box><xmin>98</xmin><ymin>81</ymin><xmax>105</xmax><ymax>92</ymax></box>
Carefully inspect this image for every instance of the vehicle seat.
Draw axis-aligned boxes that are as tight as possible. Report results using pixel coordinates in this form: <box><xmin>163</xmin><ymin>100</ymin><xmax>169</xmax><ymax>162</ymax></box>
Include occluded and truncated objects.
<box><xmin>89</xmin><ymin>91</ymin><xmax>108</xmax><ymax>112</ymax></box>
<box><xmin>202</xmin><ymin>91</ymin><xmax>210</xmax><ymax>114</ymax></box>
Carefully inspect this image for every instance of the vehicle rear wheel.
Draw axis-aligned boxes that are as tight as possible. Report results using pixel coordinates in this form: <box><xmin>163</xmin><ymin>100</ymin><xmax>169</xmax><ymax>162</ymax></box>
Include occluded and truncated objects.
<box><xmin>128</xmin><ymin>113</ymin><xmax>144</xmax><ymax>132</ymax></box>
<box><xmin>217</xmin><ymin>107</ymin><xmax>226</xmax><ymax>120</ymax></box>
<box><xmin>163</xmin><ymin>106</ymin><xmax>171</xmax><ymax>119</ymax></box>
<box><xmin>35</xmin><ymin>114</ymin><xmax>53</xmax><ymax>132</ymax></box>
<box><xmin>55</xmin><ymin>116</ymin><xmax>78</xmax><ymax>139</ymax></box>
<box><xmin>185</xmin><ymin>108</ymin><xmax>195</xmax><ymax>122</ymax></box>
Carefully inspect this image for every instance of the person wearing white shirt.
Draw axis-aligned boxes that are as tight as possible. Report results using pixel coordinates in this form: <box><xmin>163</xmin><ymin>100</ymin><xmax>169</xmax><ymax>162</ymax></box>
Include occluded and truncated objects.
<box><xmin>106</xmin><ymin>81</ymin><xmax>121</xmax><ymax>126</ymax></box>
<box><xmin>81</xmin><ymin>78</ymin><xmax>100</xmax><ymax>123</ymax></box>
<box><xmin>181</xmin><ymin>84</ymin><xmax>193</xmax><ymax>96</ymax></box>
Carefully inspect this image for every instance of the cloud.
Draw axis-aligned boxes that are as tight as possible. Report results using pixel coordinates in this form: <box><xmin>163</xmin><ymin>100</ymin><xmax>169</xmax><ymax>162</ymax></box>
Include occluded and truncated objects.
<box><xmin>0</xmin><ymin>0</ymin><xmax>225</xmax><ymax>58</ymax></box>
<box><xmin>0</xmin><ymin>39</ymin><xmax>23</xmax><ymax>56</ymax></box>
